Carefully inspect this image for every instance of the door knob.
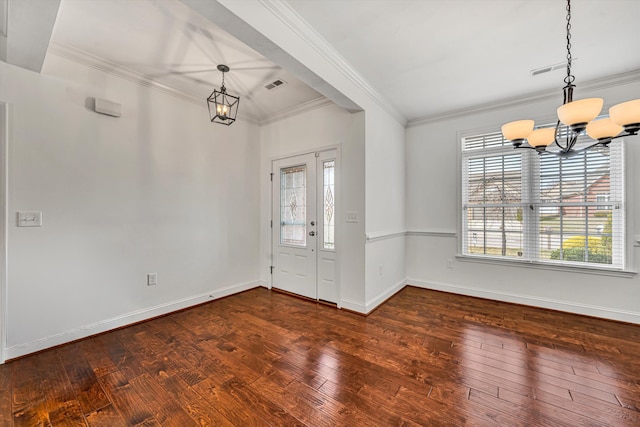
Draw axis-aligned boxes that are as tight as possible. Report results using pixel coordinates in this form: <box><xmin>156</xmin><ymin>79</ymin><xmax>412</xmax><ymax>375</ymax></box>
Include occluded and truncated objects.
<box><xmin>309</xmin><ymin>231</ymin><xmax>316</xmax><ymax>236</ymax></box>
<box><xmin>310</xmin><ymin>221</ymin><xmax>316</xmax><ymax>226</ymax></box>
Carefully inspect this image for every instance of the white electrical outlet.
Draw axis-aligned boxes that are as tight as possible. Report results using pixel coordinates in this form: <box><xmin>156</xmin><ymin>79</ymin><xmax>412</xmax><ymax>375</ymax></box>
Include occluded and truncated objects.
<box><xmin>379</xmin><ymin>264</ymin><xmax>383</xmax><ymax>276</ymax></box>
<box><xmin>147</xmin><ymin>273</ymin><xmax>158</xmax><ymax>286</ymax></box>
<box><xmin>447</xmin><ymin>259</ymin><xmax>453</xmax><ymax>268</ymax></box>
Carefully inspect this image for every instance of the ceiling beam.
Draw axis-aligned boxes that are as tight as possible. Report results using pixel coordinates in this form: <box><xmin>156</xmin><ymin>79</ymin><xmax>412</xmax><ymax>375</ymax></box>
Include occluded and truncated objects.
<box><xmin>6</xmin><ymin>0</ymin><xmax>61</xmax><ymax>72</ymax></box>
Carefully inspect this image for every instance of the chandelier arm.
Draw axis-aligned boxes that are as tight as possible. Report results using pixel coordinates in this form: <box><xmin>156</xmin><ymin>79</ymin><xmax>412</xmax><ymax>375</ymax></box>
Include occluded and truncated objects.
<box><xmin>610</xmin><ymin>131</ymin><xmax>638</xmax><ymax>141</ymax></box>
<box><xmin>545</xmin><ymin>140</ymin><xmax>604</xmax><ymax>157</ymax></box>
<box><xmin>552</xmin><ymin>120</ymin><xmax>569</xmax><ymax>151</ymax></box>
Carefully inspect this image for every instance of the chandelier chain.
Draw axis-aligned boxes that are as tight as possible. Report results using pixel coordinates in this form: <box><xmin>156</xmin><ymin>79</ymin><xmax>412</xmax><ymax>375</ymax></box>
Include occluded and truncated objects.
<box><xmin>564</xmin><ymin>0</ymin><xmax>574</xmax><ymax>86</ymax></box>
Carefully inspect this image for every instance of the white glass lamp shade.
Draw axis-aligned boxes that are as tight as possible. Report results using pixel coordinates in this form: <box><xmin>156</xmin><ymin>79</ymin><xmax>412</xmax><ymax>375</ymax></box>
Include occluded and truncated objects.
<box><xmin>527</xmin><ymin>128</ymin><xmax>556</xmax><ymax>147</ymax></box>
<box><xmin>557</xmin><ymin>98</ymin><xmax>604</xmax><ymax>126</ymax></box>
<box><xmin>501</xmin><ymin>120</ymin><xmax>534</xmax><ymax>141</ymax></box>
<box><xmin>609</xmin><ymin>99</ymin><xmax>640</xmax><ymax>127</ymax></box>
<box><xmin>586</xmin><ymin>118</ymin><xmax>623</xmax><ymax>140</ymax></box>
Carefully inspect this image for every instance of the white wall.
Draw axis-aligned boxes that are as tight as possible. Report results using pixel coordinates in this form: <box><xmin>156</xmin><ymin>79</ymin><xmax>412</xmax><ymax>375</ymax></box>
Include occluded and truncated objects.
<box><xmin>406</xmin><ymin>78</ymin><xmax>640</xmax><ymax>323</ymax></box>
<box><xmin>0</xmin><ymin>102</ymin><xmax>6</xmax><ymax>361</ymax></box>
<box><xmin>0</xmin><ymin>54</ymin><xmax>261</xmax><ymax>359</ymax></box>
<box><xmin>259</xmin><ymin>104</ymin><xmax>367</xmax><ymax>308</ymax></box>
<box><xmin>364</xmin><ymin>106</ymin><xmax>407</xmax><ymax>311</ymax></box>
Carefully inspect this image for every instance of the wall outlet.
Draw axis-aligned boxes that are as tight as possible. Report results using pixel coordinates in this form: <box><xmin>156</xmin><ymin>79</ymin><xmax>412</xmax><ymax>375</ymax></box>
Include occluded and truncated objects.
<box><xmin>378</xmin><ymin>264</ymin><xmax>383</xmax><ymax>276</ymax></box>
<box><xmin>447</xmin><ymin>259</ymin><xmax>453</xmax><ymax>269</ymax></box>
<box><xmin>147</xmin><ymin>273</ymin><xmax>158</xmax><ymax>286</ymax></box>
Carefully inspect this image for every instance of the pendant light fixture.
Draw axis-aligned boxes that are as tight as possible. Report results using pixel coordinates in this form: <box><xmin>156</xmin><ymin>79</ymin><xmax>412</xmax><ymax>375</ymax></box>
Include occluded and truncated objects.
<box><xmin>501</xmin><ymin>0</ymin><xmax>639</xmax><ymax>154</ymax></box>
<box><xmin>207</xmin><ymin>64</ymin><xmax>240</xmax><ymax>126</ymax></box>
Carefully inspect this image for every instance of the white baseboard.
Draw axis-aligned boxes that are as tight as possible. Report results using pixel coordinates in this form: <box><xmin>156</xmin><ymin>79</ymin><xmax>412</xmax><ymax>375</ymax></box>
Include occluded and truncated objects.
<box><xmin>341</xmin><ymin>278</ymin><xmax>407</xmax><ymax>315</ymax></box>
<box><xmin>339</xmin><ymin>298</ymin><xmax>367</xmax><ymax>313</ymax></box>
<box><xmin>5</xmin><ymin>280</ymin><xmax>262</xmax><ymax>360</ymax></box>
<box><xmin>365</xmin><ymin>278</ymin><xmax>407</xmax><ymax>313</ymax></box>
<box><xmin>407</xmin><ymin>278</ymin><xmax>640</xmax><ymax>325</ymax></box>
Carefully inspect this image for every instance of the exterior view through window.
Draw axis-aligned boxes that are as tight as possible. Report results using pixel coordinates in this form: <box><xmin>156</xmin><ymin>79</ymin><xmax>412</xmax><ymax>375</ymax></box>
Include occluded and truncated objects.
<box><xmin>461</xmin><ymin>128</ymin><xmax>624</xmax><ymax>269</ymax></box>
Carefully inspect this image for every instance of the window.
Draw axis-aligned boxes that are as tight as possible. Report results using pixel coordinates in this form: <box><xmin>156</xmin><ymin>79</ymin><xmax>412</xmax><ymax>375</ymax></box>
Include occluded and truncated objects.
<box><xmin>280</xmin><ymin>165</ymin><xmax>307</xmax><ymax>246</ymax></box>
<box><xmin>461</xmin><ymin>128</ymin><xmax>624</xmax><ymax>269</ymax></box>
<box><xmin>322</xmin><ymin>160</ymin><xmax>335</xmax><ymax>250</ymax></box>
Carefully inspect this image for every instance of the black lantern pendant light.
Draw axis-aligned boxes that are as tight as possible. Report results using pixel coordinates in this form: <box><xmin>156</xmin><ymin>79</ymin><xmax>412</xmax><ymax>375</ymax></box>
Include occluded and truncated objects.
<box><xmin>207</xmin><ymin>64</ymin><xmax>240</xmax><ymax>126</ymax></box>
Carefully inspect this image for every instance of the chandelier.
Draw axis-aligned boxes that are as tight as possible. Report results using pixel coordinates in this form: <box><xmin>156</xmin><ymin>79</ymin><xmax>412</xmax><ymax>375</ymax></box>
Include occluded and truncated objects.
<box><xmin>207</xmin><ymin>64</ymin><xmax>240</xmax><ymax>126</ymax></box>
<box><xmin>501</xmin><ymin>0</ymin><xmax>639</xmax><ymax>154</ymax></box>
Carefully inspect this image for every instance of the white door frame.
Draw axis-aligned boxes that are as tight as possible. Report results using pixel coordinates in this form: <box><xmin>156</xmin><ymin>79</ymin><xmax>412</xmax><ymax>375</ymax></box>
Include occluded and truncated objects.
<box><xmin>0</xmin><ymin>103</ymin><xmax>8</xmax><ymax>363</ymax></box>
<box><xmin>270</xmin><ymin>145</ymin><xmax>341</xmax><ymax>305</ymax></box>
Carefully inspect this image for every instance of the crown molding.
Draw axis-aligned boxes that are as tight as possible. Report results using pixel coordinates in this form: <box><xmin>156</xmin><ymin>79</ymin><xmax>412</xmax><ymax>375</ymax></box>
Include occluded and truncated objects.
<box><xmin>407</xmin><ymin>69</ymin><xmax>640</xmax><ymax>128</ymax></box>
<box><xmin>259</xmin><ymin>96</ymin><xmax>333</xmax><ymax>125</ymax></box>
<box><xmin>46</xmin><ymin>42</ymin><xmax>262</xmax><ymax>124</ymax></box>
<box><xmin>257</xmin><ymin>0</ymin><xmax>406</xmax><ymax>126</ymax></box>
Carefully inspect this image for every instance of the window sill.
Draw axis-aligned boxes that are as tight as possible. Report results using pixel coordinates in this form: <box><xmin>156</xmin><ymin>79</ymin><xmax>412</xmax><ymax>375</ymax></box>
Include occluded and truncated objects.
<box><xmin>455</xmin><ymin>255</ymin><xmax>637</xmax><ymax>278</ymax></box>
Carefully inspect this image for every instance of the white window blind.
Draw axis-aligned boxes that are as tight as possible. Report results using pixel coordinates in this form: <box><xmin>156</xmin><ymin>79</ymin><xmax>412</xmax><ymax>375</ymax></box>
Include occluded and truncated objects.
<box><xmin>461</xmin><ymin>128</ymin><xmax>624</xmax><ymax>269</ymax></box>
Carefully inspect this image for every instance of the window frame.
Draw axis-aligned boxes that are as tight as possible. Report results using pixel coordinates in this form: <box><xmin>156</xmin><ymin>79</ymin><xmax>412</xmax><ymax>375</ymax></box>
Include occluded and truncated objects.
<box><xmin>457</xmin><ymin>126</ymin><xmax>631</xmax><ymax>274</ymax></box>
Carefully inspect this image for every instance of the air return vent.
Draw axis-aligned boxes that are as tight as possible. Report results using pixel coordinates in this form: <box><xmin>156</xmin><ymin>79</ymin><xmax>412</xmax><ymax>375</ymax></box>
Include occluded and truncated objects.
<box><xmin>265</xmin><ymin>78</ymin><xmax>287</xmax><ymax>90</ymax></box>
<box><xmin>530</xmin><ymin>60</ymin><xmax>576</xmax><ymax>77</ymax></box>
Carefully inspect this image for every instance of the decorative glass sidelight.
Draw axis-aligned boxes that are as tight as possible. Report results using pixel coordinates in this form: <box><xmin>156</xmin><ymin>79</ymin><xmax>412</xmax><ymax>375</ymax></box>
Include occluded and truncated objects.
<box><xmin>280</xmin><ymin>165</ymin><xmax>307</xmax><ymax>246</ymax></box>
<box><xmin>323</xmin><ymin>160</ymin><xmax>335</xmax><ymax>249</ymax></box>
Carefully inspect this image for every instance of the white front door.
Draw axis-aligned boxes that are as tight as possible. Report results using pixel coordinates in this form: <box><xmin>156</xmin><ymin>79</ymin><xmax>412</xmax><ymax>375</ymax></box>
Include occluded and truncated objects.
<box><xmin>271</xmin><ymin>150</ymin><xmax>338</xmax><ymax>303</ymax></box>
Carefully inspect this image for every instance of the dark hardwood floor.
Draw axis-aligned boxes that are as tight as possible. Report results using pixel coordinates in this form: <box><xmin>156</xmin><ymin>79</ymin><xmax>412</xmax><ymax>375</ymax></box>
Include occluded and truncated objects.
<box><xmin>1</xmin><ymin>286</ymin><xmax>639</xmax><ymax>426</ymax></box>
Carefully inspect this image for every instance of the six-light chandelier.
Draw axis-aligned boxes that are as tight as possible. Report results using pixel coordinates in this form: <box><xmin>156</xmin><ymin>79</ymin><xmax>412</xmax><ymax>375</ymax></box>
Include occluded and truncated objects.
<box><xmin>207</xmin><ymin>64</ymin><xmax>240</xmax><ymax>126</ymax></box>
<box><xmin>501</xmin><ymin>0</ymin><xmax>640</xmax><ymax>155</ymax></box>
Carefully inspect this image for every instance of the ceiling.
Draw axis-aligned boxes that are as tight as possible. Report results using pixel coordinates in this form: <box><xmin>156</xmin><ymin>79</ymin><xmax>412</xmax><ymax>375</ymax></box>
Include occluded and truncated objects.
<box><xmin>47</xmin><ymin>0</ymin><xmax>324</xmax><ymax>122</ymax></box>
<box><xmin>45</xmin><ymin>0</ymin><xmax>640</xmax><ymax>124</ymax></box>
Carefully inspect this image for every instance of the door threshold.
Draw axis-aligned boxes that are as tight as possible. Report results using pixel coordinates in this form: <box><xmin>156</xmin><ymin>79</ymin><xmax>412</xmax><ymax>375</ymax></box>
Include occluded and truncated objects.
<box><xmin>271</xmin><ymin>288</ymin><xmax>337</xmax><ymax>308</ymax></box>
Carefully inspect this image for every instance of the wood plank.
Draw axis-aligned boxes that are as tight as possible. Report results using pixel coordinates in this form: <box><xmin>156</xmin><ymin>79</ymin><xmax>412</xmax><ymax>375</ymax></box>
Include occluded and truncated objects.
<box><xmin>190</xmin><ymin>377</ymin><xmax>272</xmax><ymax>426</ymax></box>
<box><xmin>57</xmin><ymin>343</ymin><xmax>111</xmax><ymax>416</ymax></box>
<box><xmin>84</xmin><ymin>404</ymin><xmax>127</xmax><ymax>427</ymax></box>
<box><xmin>47</xmin><ymin>399</ymin><xmax>87</xmax><ymax>426</ymax></box>
<box><xmin>99</xmin><ymin>371</ymin><xmax>158</xmax><ymax>426</ymax></box>
<box><xmin>0</xmin><ymin>390</ymin><xmax>12</xmax><ymax>427</ymax></box>
<box><xmin>127</xmin><ymin>373</ymin><xmax>196</xmax><ymax>427</ymax></box>
<box><xmin>156</xmin><ymin>374</ymin><xmax>234</xmax><ymax>427</ymax></box>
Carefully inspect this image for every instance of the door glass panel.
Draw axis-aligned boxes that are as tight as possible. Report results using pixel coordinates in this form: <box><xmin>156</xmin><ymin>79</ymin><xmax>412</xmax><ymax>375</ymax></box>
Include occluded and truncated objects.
<box><xmin>323</xmin><ymin>160</ymin><xmax>335</xmax><ymax>250</ymax></box>
<box><xmin>280</xmin><ymin>165</ymin><xmax>306</xmax><ymax>246</ymax></box>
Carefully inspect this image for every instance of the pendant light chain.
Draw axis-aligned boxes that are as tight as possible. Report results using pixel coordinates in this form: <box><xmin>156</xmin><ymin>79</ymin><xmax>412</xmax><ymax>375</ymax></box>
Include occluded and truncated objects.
<box><xmin>564</xmin><ymin>0</ymin><xmax>574</xmax><ymax>86</ymax></box>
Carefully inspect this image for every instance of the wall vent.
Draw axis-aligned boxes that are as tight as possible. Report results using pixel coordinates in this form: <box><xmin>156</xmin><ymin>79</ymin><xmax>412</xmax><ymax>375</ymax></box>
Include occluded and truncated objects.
<box><xmin>265</xmin><ymin>79</ymin><xmax>287</xmax><ymax>90</ymax></box>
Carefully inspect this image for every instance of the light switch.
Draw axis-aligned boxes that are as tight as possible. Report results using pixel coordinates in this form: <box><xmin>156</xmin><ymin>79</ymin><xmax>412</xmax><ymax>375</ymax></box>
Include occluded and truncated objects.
<box><xmin>147</xmin><ymin>273</ymin><xmax>158</xmax><ymax>286</ymax></box>
<box><xmin>346</xmin><ymin>211</ymin><xmax>359</xmax><ymax>223</ymax></box>
<box><xmin>17</xmin><ymin>211</ymin><xmax>42</xmax><ymax>227</ymax></box>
